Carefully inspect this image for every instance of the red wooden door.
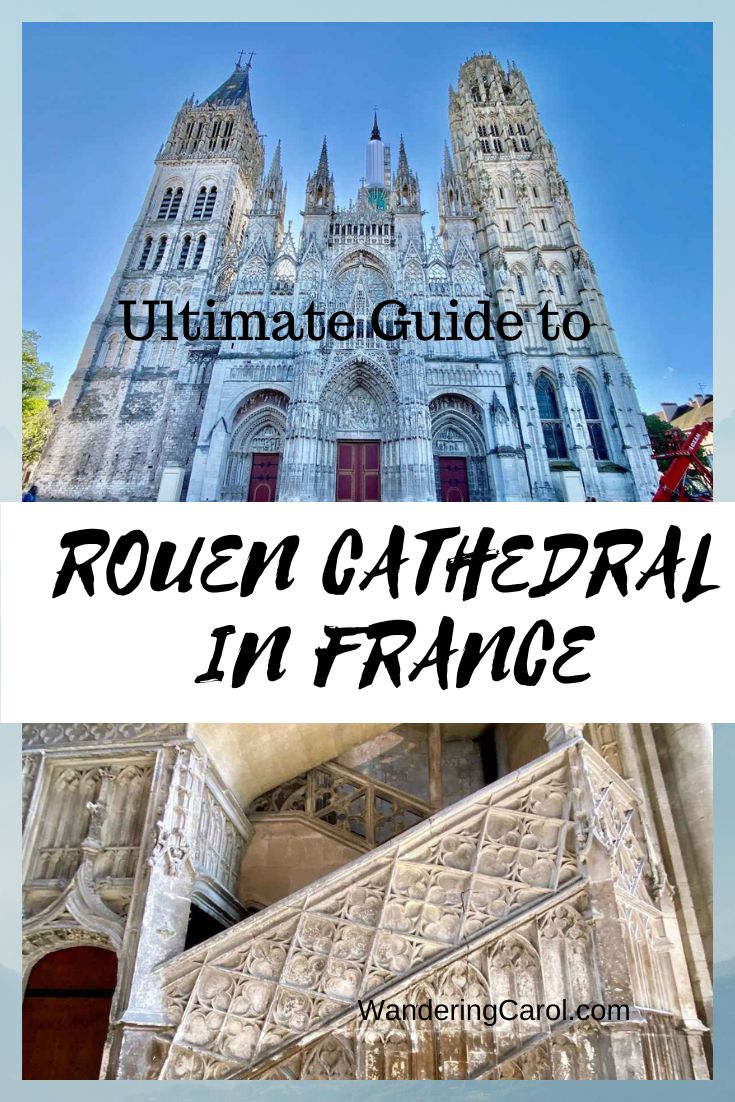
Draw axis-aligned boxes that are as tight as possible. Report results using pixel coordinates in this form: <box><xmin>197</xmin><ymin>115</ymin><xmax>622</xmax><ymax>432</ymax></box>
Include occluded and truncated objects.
<box><xmin>23</xmin><ymin>946</ymin><xmax>117</xmax><ymax>1079</ymax></box>
<box><xmin>439</xmin><ymin>456</ymin><xmax>470</xmax><ymax>501</ymax></box>
<box><xmin>247</xmin><ymin>452</ymin><xmax>280</xmax><ymax>501</ymax></box>
<box><xmin>336</xmin><ymin>441</ymin><xmax>381</xmax><ymax>501</ymax></box>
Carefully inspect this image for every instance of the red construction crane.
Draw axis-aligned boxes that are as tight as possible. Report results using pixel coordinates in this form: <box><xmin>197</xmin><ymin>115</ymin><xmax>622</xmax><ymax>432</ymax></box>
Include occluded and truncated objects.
<box><xmin>651</xmin><ymin>419</ymin><xmax>713</xmax><ymax>501</ymax></box>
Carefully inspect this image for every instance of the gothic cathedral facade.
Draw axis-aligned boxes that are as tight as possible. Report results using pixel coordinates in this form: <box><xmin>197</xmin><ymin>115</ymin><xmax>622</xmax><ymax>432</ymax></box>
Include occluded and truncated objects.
<box><xmin>34</xmin><ymin>55</ymin><xmax>659</xmax><ymax>503</ymax></box>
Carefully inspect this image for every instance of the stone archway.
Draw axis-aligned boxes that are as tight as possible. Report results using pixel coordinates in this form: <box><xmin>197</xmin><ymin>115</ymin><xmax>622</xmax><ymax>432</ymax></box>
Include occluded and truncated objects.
<box><xmin>219</xmin><ymin>389</ymin><xmax>289</xmax><ymax>501</ymax></box>
<box><xmin>429</xmin><ymin>394</ymin><xmax>491</xmax><ymax>501</ymax></box>
<box><xmin>23</xmin><ymin>944</ymin><xmax>118</xmax><ymax>1080</ymax></box>
<box><xmin>317</xmin><ymin>359</ymin><xmax>400</xmax><ymax>501</ymax></box>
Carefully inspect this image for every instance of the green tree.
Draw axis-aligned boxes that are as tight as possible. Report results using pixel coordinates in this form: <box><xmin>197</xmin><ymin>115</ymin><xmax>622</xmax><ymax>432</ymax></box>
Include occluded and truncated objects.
<box><xmin>643</xmin><ymin>413</ymin><xmax>684</xmax><ymax>472</ymax></box>
<box><xmin>22</xmin><ymin>330</ymin><xmax>54</xmax><ymax>471</ymax></box>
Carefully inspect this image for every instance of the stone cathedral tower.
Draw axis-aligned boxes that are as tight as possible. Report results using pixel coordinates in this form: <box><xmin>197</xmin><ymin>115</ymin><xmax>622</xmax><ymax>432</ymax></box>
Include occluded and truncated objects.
<box><xmin>33</xmin><ymin>54</ymin><xmax>659</xmax><ymax>503</ymax></box>
<box><xmin>35</xmin><ymin>57</ymin><xmax>264</xmax><ymax>502</ymax></box>
<box><xmin>443</xmin><ymin>55</ymin><xmax>658</xmax><ymax>502</ymax></box>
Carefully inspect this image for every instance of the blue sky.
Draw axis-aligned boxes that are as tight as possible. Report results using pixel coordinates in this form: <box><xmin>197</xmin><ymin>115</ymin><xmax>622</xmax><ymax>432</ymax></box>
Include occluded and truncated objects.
<box><xmin>23</xmin><ymin>22</ymin><xmax>712</xmax><ymax>409</ymax></box>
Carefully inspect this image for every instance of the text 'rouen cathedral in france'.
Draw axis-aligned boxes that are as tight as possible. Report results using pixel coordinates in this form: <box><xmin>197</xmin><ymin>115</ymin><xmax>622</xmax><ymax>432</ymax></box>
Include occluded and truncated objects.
<box><xmin>34</xmin><ymin>54</ymin><xmax>659</xmax><ymax>503</ymax></box>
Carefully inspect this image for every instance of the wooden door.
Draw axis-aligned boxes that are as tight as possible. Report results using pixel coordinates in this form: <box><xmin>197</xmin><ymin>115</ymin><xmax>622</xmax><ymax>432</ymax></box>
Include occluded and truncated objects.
<box><xmin>247</xmin><ymin>452</ymin><xmax>280</xmax><ymax>501</ymax></box>
<box><xmin>336</xmin><ymin>441</ymin><xmax>381</xmax><ymax>501</ymax></box>
<box><xmin>438</xmin><ymin>456</ymin><xmax>470</xmax><ymax>502</ymax></box>
<box><xmin>23</xmin><ymin>946</ymin><xmax>117</xmax><ymax>1079</ymax></box>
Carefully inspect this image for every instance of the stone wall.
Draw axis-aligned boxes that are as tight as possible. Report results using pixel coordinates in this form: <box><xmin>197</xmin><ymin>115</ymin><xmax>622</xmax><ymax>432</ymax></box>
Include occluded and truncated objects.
<box><xmin>239</xmin><ymin>818</ymin><xmax>365</xmax><ymax>908</ymax></box>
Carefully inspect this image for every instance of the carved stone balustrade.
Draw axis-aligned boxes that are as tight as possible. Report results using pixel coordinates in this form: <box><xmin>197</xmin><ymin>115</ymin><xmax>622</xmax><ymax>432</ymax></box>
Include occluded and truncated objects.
<box><xmin>154</xmin><ymin>739</ymin><xmax>708</xmax><ymax>1080</ymax></box>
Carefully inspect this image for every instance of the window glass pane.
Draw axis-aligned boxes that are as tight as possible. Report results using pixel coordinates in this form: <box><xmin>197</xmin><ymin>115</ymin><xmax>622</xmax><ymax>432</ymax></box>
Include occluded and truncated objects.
<box><xmin>577</xmin><ymin>378</ymin><xmax>609</xmax><ymax>460</ymax></box>
<box><xmin>589</xmin><ymin>422</ymin><xmax>609</xmax><ymax>461</ymax></box>
<box><xmin>542</xmin><ymin>422</ymin><xmax>568</xmax><ymax>460</ymax></box>
<box><xmin>537</xmin><ymin>378</ymin><xmax>568</xmax><ymax>459</ymax></box>
<box><xmin>535</xmin><ymin>378</ymin><xmax>559</xmax><ymax>419</ymax></box>
<box><xmin>578</xmin><ymin>377</ymin><xmax>599</xmax><ymax>420</ymax></box>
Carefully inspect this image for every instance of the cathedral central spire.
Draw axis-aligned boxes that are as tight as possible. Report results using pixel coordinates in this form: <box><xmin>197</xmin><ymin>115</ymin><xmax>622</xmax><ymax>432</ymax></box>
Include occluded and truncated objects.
<box><xmin>366</xmin><ymin>111</ymin><xmax>388</xmax><ymax>207</ymax></box>
<box><xmin>370</xmin><ymin>110</ymin><xmax>381</xmax><ymax>141</ymax></box>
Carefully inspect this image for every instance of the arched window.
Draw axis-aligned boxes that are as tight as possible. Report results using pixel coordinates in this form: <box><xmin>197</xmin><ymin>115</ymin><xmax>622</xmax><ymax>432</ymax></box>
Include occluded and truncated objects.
<box><xmin>516</xmin><ymin>273</ymin><xmax>526</xmax><ymax>298</ymax></box>
<box><xmin>208</xmin><ymin>118</ymin><xmax>222</xmax><ymax>152</ymax></box>
<box><xmin>192</xmin><ymin>186</ymin><xmax>207</xmax><ymax>218</ymax></box>
<box><xmin>151</xmin><ymin>235</ymin><xmax>167</xmax><ymax>270</ymax></box>
<box><xmin>178</xmin><ymin>234</ymin><xmax>192</xmax><ymax>269</ymax></box>
<box><xmin>577</xmin><ymin>375</ymin><xmax>609</xmax><ymax>461</ymax></box>
<box><xmin>157</xmin><ymin>187</ymin><xmax>173</xmax><ymax>219</ymax></box>
<box><xmin>555</xmin><ymin>272</ymin><xmax>565</xmax><ymax>297</ymax></box>
<box><xmin>168</xmin><ymin>187</ymin><xmax>183</xmax><ymax>219</ymax></box>
<box><xmin>192</xmin><ymin>234</ymin><xmax>206</xmax><ymax>269</ymax></box>
<box><xmin>103</xmin><ymin>332</ymin><xmax>120</xmax><ymax>367</ymax></box>
<box><xmin>203</xmin><ymin>186</ymin><xmax>217</xmax><ymax>219</ymax></box>
<box><xmin>137</xmin><ymin>236</ymin><xmax>153</xmax><ymax>269</ymax></box>
<box><xmin>535</xmin><ymin>375</ymin><xmax>568</xmax><ymax>459</ymax></box>
<box><xmin>146</xmin><ymin>333</ymin><xmax>165</xmax><ymax>372</ymax></box>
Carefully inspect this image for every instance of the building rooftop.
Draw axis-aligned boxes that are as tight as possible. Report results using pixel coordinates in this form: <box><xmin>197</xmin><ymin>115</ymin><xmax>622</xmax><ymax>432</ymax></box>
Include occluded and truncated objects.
<box><xmin>204</xmin><ymin>58</ymin><xmax>254</xmax><ymax>112</ymax></box>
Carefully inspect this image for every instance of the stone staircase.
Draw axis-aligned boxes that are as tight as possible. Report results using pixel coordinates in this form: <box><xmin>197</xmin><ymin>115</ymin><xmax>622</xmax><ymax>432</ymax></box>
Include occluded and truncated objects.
<box><xmin>153</xmin><ymin>738</ymin><xmax>705</xmax><ymax>1080</ymax></box>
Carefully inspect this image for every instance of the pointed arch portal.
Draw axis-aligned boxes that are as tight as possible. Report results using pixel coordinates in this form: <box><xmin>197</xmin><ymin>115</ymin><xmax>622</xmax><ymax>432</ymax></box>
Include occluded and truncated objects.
<box><xmin>220</xmin><ymin>389</ymin><xmax>289</xmax><ymax>502</ymax></box>
<box><xmin>429</xmin><ymin>393</ymin><xmax>491</xmax><ymax>501</ymax></box>
<box><xmin>320</xmin><ymin>357</ymin><xmax>400</xmax><ymax>502</ymax></box>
